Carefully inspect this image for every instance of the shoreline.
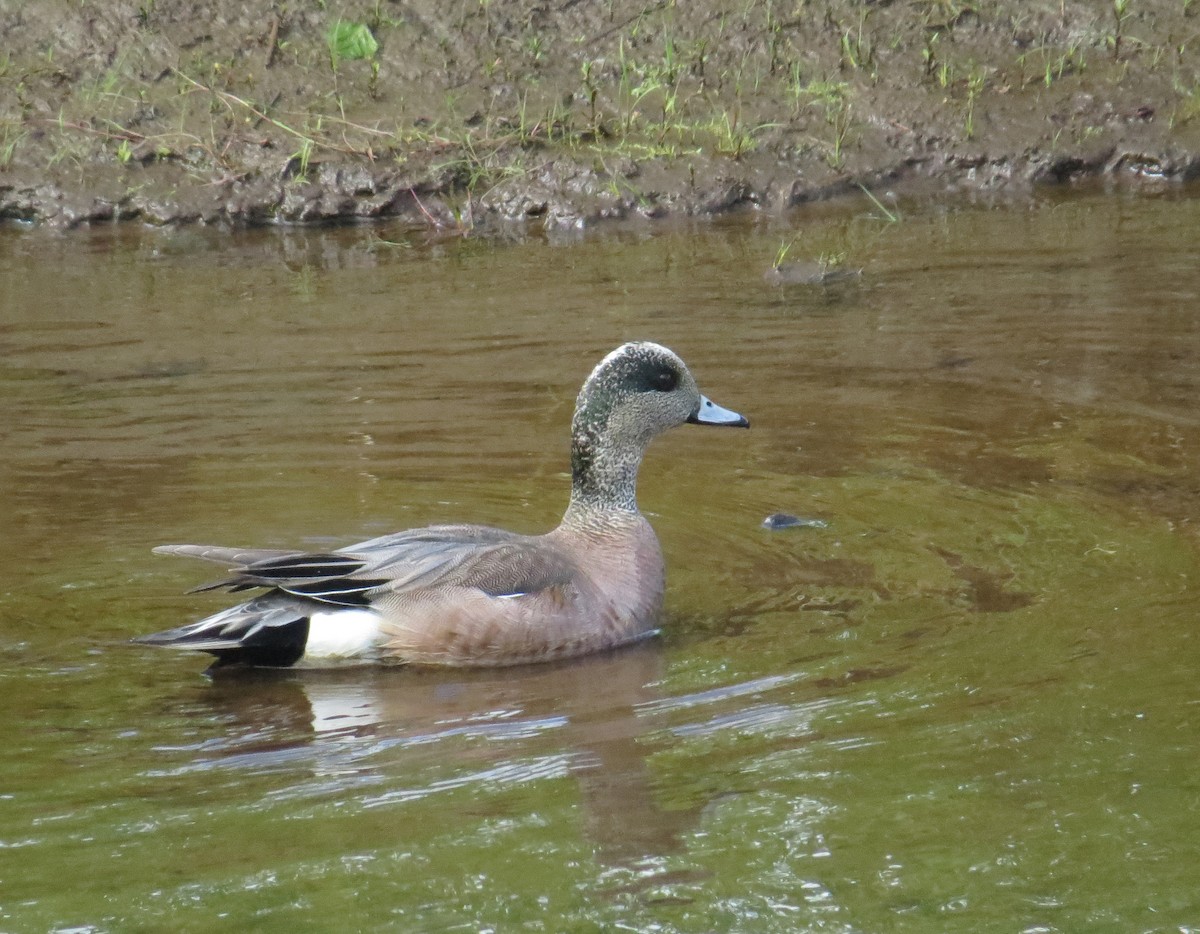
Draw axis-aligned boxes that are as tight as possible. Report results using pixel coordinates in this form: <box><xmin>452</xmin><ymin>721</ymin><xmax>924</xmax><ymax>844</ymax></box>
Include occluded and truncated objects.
<box><xmin>3</xmin><ymin>1</ymin><xmax>1199</xmax><ymax>230</ymax></box>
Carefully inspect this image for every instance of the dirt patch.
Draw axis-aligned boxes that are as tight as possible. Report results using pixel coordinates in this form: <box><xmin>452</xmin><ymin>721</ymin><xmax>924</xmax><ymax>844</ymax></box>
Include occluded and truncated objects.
<box><xmin>3</xmin><ymin>0</ymin><xmax>1200</xmax><ymax>229</ymax></box>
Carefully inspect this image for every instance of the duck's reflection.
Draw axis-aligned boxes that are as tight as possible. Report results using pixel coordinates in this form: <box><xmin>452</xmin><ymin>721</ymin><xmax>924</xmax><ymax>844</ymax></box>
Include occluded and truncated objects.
<box><xmin>185</xmin><ymin>642</ymin><xmax>700</xmax><ymax>863</ymax></box>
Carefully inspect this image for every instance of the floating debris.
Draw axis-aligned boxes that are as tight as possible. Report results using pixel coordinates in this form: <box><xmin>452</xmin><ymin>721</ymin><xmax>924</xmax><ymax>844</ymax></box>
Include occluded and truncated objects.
<box><xmin>762</xmin><ymin>513</ymin><xmax>829</xmax><ymax>530</ymax></box>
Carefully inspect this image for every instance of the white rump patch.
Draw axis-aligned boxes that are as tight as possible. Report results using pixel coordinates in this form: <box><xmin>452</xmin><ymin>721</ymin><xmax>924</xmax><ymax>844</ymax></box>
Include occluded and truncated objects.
<box><xmin>302</xmin><ymin>609</ymin><xmax>381</xmax><ymax>662</ymax></box>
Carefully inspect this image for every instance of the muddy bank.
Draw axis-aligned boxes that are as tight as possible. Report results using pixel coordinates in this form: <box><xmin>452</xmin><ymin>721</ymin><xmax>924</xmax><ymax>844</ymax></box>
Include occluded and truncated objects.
<box><xmin>2</xmin><ymin>0</ymin><xmax>1200</xmax><ymax>230</ymax></box>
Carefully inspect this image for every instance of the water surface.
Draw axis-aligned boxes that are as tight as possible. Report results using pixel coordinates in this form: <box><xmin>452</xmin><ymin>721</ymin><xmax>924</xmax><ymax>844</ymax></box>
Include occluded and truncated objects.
<box><xmin>1</xmin><ymin>192</ymin><xmax>1198</xmax><ymax>931</ymax></box>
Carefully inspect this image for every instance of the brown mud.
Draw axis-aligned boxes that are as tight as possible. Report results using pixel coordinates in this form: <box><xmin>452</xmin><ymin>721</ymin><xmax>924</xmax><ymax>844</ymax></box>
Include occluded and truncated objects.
<box><xmin>2</xmin><ymin>0</ymin><xmax>1200</xmax><ymax>230</ymax></box>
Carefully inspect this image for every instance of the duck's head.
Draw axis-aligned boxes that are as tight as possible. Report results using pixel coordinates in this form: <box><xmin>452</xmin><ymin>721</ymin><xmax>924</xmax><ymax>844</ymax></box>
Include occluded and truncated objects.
<box><xmin>569</xmin><ymin>342</ymin><xmax>748</xmax><ymax>510</ymax></box>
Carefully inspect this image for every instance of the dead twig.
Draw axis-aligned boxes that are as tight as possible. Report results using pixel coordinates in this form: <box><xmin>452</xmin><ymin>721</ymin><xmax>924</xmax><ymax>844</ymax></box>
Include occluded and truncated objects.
<box><xmin>264</xmin><ymin>14</ymin><xmax>281</xmax><ymax>69</ymax></box>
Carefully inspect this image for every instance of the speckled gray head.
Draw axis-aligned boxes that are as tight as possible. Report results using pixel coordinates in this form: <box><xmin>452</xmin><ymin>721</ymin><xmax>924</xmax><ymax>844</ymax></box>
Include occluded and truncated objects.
<box><xmin>568</xmin><ymin>342</ymin><xmax>748</xmax><ymax>512</ymax></box>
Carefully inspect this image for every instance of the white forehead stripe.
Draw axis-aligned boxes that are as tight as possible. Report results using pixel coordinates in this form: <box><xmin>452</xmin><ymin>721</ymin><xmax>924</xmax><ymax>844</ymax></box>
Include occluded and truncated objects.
<box><xmin>587</xmin><ymin>342</ymin><xmax>681</xmax><ymax>382</ymax></box>
<box><xmin>592</xmin><ymin>344</ymin><xmax>630</xmax><ymax>376</ymax></box>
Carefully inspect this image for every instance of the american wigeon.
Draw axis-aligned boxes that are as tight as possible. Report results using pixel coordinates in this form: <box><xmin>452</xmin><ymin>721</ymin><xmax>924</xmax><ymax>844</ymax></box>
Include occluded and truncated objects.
<box><xmin>136</xmin><ymin>342</ymin><xmax>748</xmax><ymax>669</ymax></box>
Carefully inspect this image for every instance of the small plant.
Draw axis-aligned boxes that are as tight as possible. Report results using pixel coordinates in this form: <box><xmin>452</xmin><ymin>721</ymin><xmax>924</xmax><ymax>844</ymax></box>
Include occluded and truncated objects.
<box><xmin>1017</xmin><ymin>39</ymin><xmax>1084</xmax><ymax>88</ymax></box>
<box><xmin>1049</xmin><ymin>45</ymin><xmax>1083</xmax><ymax>85</ymax></box>
<box><xmin>0</xmin><ymin>126</ymin><xmax>26</xmax><ymax>167</ymax></box>
<box><xmin>1109</xmin><ymin>0</ymin><xmax>1130</xmax><ymax>60</ymax></box>
<box><xmin>327</xmin><ymin>21</ymin><xmax>378</xmax><ymax>70</ymax></box>
<box><xmin>580</xmin><ymin>60</ymin><xmax>602</xmax><ymax>135</ymax></box>
<box><xmin>773</xmin><ymin>238</ymin><xmax>796</xmax><ymax>269</ymax></box>
<box><xmin>787</xmin><ymin>61</ymin><xmax>805</xmax><ymax>114</ymax></box>
<box><xmin>922</xmin><ymin>31</ymin><xmax>941</xmax><ymax>78</ymax></box>
<box><xmin>916</xmin><ymin>0</ymin><xmax>977</xmax><ymax>27</ymax></box>
<box><xmin>964</xmin><ymin>67</ymin><xmax>985</xmax><ymax>139</ymax></box>
<box><xmin>838</xmin><ymin>11</ymin><xmax>875</xmax><ymax>73</ymax></box>
<box><xmin>690</xmin><ymin>37</ymin><xmax>710</xmax><ymax>78</ymax></box>
<box><xmin>816</xmin><ymin>250</ymin><xmax>848</xmax><ymax>274</ymax></box>
<box><xmin>794</xmin><ymin>80</ymin><xmax>853</xmax><ymax>169</ymax></box>
<box><xmin>710</xmin><ymin>111</ymin><xmax>763</xmax><ymax>159</ymax></box>
<box><xmin>291</xmin><ymin>136</ymin><xmax>314</xmax><ymax>179</ymax></box>
<box><xmin>116</xmin><ymin>138</ymin><xmax>134</xmax><ymax>163</ymax></box>
<box><xmin>805</xmin><ymin>79</ymin><xmax>850</xmax><ymax>112</ymax></box>
<box><xmin>765</xmin><ymin>1</ymin><xmax>784</xmax><ymax>74</ymax></box>
<box><xmin>1171</xmin><ymin>81</ymin><xmax>1200</xmax><ymax>125</ymax></box>
<box><xmin>825</xmin><ymin>102</ymin><xmax>852</xmax><ymax>169</ymax></box>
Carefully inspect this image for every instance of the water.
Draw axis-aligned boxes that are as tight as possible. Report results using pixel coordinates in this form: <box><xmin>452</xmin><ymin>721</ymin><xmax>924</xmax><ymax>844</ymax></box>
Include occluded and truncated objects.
<box><xmin>1</xmin><ymin>191</ymin><xmax>1198</xmax><ymax>932</ymax></box>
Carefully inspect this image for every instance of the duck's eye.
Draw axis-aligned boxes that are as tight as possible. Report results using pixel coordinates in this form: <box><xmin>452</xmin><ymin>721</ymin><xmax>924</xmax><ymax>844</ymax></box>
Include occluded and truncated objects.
<box><xmin>649</xmin><ymin>368</ymin><xmax>678</xmax><ymax>392</ymax></box>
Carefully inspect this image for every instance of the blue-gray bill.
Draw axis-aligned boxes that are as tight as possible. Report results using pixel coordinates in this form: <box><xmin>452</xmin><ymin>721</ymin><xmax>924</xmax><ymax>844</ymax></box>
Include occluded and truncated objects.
<box><xmin>688</xmin><ymin>395</ymin><xmax>750</xmax><ymax>428</ymax></box>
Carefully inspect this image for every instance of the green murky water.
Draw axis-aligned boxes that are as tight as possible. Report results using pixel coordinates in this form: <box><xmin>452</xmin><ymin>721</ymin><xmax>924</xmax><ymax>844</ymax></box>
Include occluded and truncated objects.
<box><xmin>2</xmin><ymin>192</ymin><xmax>1198</xmax><ymax>932</ymax></box>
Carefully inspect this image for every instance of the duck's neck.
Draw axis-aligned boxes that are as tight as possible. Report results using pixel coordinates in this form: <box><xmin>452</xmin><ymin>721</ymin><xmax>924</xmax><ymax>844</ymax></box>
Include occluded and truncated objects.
<box><xmin>563</xmin><ymin>420</ymin><xmax>642</xmax><ymax>521</ymax></box>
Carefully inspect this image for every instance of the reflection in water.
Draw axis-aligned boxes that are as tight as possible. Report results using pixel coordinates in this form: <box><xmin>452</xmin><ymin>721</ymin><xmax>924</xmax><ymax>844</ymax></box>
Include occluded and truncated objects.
<box><xmin>181</xmin><ymin>644</ymin><xmax>701</xmax><ymax>863</ymax></box>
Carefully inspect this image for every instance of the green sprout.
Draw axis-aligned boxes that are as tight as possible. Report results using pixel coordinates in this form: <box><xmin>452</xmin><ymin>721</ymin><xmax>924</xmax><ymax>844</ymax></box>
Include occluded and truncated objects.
<box><xmin>328</xmin><ymin>21</ymin><xmax>378</xmax><ymax>70</ymax></box>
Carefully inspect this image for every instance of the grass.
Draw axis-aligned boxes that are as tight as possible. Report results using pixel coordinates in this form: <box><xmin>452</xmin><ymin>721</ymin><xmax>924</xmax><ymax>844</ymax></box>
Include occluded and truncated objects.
<box><xmin>1170</xmin><ymin>81</ymin><xmax>1200</xmax><ymax>125</ymax></box>
<box><xmin>1109</xmin><ymin>0</ymin><xmax>1131</xmax><ymax>60</ymax></box>
<box><xmin>1</xmin><ymin>0</ymin><xmax>1194</xmax><ymax>225</ymax></box>
<box><xmin>964</xmin><ymin>66</ymin><xmax>986</xmax><ymax>139</ymax></box>
<box><xmin>782</xmin><ymin>78</ymin><xmax>857</xmax><ymax>169</ymax></box>
<box><xmin>772</xmin><ymin>236</ymin><xmax>849</xmax><ymax>275</ymax></box>
<box><xmin>16</xmin><ymin>5</ymin><xmax>823</xmax><ymax>210</ymax></box>
<box><xmin>1015</xmin><ymin>36</ymin><xmax>1086</xmax><ymax>87</ymax></box>
<box><xmin>705</xmin><ymin>112</ymin><xmax>770</xmax><ymax>159</ymax></box>
<box><xmin>857</xmin><ymin>182</ymin><xmax>900</xmax><ymax>223</ymax></box>
<box><xmin>0</xmin><ymin>123</ymin><xmax>26</xmax><ymax>167</ymax></box>
<box><xmin>837</xmin><ymin>10</ymin><xmax>876</xmax><ymax>74</ymax></box>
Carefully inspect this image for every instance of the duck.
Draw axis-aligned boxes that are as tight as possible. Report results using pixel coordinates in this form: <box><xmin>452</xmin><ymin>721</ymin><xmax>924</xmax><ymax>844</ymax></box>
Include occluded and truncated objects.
<box><xmin>136</xmin><ymin>341</ymin><xmax>749</xmax><ymax>670</ymax></box>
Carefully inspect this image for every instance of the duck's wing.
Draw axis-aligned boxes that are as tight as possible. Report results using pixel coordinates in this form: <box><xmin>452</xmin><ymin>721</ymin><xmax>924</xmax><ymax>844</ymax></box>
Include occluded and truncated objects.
<box><xmin>152</xmin><ymin>544</ymin><xmax>301</xmax><ymax>566</ymax></box>
<box><xmin>153</xmin><ymin>525</ymin><xmax>577</xmax><ymax>608</ymax></box>
<box><xmin>353</xmin><ymin>526</ymin><xmax>577</xmax><ymax>598</ymax></box>
<box><xmin>153</xmin><ymin>543</ymin><xmax>368</xmax><ymax>598</ymax></box>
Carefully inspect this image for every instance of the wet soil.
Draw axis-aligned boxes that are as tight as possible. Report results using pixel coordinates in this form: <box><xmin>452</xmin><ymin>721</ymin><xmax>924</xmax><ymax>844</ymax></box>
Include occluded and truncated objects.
<box><xmin>3</xmin><ymin>0</ymin><xmax>1200</xmax><ymax>229</ymax></box>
